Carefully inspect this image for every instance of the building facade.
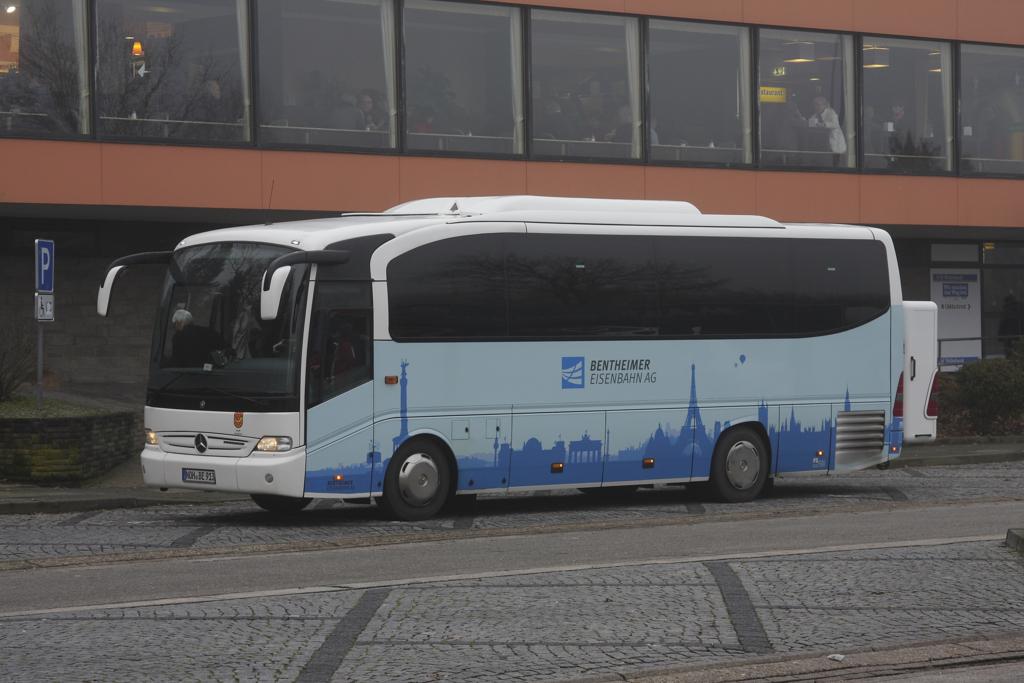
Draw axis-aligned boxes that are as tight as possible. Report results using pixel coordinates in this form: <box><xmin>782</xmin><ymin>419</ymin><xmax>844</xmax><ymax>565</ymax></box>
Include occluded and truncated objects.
<box><xmin>2</xmin><ymin>0</ymin><xmax>1023</xmax><ymax>393</ymax></box>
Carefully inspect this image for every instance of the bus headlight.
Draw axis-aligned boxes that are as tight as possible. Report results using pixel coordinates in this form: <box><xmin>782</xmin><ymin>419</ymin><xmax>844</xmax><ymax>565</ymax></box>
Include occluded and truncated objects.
<box><xmin>256</xmin><ymin>436</ymin><xmax>293</xmax><ymax>452</ymax></box>
<box><xmin>145</xmin><ymin>429</ymin><xmax>158</xmax><ymax>446</ymax></box>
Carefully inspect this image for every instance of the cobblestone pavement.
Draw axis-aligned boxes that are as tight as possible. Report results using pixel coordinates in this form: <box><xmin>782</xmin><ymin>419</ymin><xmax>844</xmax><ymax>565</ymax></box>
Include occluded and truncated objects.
<box><xmin>2</xmin><ymin>462</ymin><xmax>1023</xmax><ymax>566</ymax></box>
<box><xmin>1</xmin><ymin>540</ymin><xmax>1022</xmax><ymax>682</ymax></box>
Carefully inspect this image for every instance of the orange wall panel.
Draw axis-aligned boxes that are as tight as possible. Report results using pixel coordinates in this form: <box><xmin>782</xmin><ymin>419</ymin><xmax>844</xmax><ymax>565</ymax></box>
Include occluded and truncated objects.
<box><xmin>859</xmin><ymin>175</ymin><xmax>958</xmax><ymax>227</ymax></box>
<box><xmin>261</xmin><ymin>152</ymin><xmax>399</xmax><ymax>212</ymax></box>
<box><xmin>526</xmin><ymin>161</ymin><xmax>646</xmax><ymax>198</ymax></box>
<box><xmin>0</xmin><ymin>140</ymin><xmax>101</xmax><ymax>205</ymax></box>
<box><xmin>3</xmin><ymin>141</ymin><xmax>1024</xmax><ymax>229</ymax></box>
<box><xmin>742</xmin><ymin>0</ymin><xmax>854</xmax><ymax>34</ymax></box>
<box><xmin>957</xmin><ymin>0</ymin><xmax>1024</xmax><ymax>45</ymax></box>
<box><xmin>854</xmin><ymin>0</ymin><xmax>958</xmax><ymax>40</ymax></box>
<box><xmin>101</xmin><ymin>144</ymin><xmax>261</xmax><ymax>209</ymax></box>
<box><xmin>753</xmin><ymin>172</ymin><xmax>861</xmax><ymax>223</ymax></box>
<box><xmin>399</xmin><ymin>157</ymin><xmax>526</xmax><ymax>204</ymax></box>
<box><xmin>624</xmin><ymin>0</ymin><xmax>743</xmax><ymax>22</ymax></box>
<box><xmin>644</xmin><ymin>166</ymin><xmax>757</xmax><ymax>215</ymax></box>
<box><xmin>958</xmin><ymin>179</ymin><xmax>1024</xmax><ymax>228</ymax></box>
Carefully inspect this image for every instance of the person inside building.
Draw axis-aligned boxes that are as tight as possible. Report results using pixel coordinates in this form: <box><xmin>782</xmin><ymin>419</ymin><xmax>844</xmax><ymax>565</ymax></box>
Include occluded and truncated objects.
<box><xmin>807</xmin><ymin>96</ymin><xmax>847</xmax><ymax>164</ymax></box>
<box><xmin>358</xmin><ymin>90</ymin><xmax>389</xmax><ymax>131</ymax></box>
<box><xmin>170</xmin><ymin>309</ymin><xmax>225</xmax><ymax>368</ymax></box>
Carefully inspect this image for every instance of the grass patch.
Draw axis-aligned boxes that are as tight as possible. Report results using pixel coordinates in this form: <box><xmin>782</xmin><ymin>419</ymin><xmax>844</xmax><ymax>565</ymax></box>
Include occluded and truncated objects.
<box><xmin>0</xmin><ymin>396</ymin><xmax>113</xmax><ymax>419</ymax></box>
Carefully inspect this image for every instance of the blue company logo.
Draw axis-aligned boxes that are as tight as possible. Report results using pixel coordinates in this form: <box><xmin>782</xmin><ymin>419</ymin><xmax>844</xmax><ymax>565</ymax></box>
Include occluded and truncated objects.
<box><xmin>561</xmin><ymin>356</ymin><xmax>585</xmax><ymax>389</ymax></box>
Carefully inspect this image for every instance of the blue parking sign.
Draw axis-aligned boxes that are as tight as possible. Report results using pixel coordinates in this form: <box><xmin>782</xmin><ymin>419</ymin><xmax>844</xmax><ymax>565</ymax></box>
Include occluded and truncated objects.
<box><xmin>35</xmin><ymin>239</ymin><xmax>54</xmax><ymax>293</ymax></box>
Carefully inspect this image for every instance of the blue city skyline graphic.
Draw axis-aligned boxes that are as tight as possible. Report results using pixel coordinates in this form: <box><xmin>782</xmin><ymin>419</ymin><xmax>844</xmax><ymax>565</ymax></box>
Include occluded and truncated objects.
<box><xmin>307</xmin><ymin>359</ymin><xmax>903</xmax><ymax>494</ymax></box>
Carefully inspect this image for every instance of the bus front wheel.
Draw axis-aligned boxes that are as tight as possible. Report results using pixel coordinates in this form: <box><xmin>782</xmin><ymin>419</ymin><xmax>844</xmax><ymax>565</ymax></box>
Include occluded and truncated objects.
<box><xmin>381</xmin><ymin>440</ymin><xmax>452</xmax><ymax>521</ymax></box>
<box><xmin>250</xmin><ymin>494</ymin><xmax>312</xmax><ymax>514</ymax></box>
<box><xmin>709</xmin><ymin>427</ymin><xmax>769</xmax><ymax>503</ymax></box>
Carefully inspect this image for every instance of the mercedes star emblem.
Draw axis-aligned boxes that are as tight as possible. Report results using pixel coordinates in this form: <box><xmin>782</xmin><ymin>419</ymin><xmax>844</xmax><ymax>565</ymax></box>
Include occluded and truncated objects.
<box><xmin>194</xmin><ymin>433</ymin><xmax>208</xmax><ymax>453</ymax></box>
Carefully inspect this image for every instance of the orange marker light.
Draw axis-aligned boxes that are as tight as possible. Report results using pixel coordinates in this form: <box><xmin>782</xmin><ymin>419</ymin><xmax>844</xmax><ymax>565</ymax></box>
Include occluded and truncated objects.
<box><xmin>642</xmin><ymin>458</ymin><xmax>655</xmax><ymax>469</ymax></box>
<box><xmin>550</xmin><ymin>463</ymin><xmax>564</xmax><ymax>474</ymax></box>
<box><xmin>384</xmin><ymin>375</ymin><xmax>398</xmax><ymax>385</ymax></box>
<box><xmin>816</xmin><ymin>450</ymin><xmax>825</xmax><ymax>457</ymax></box>
<box><xmin>334</xmin><ymin>474</ymin><xmax>344</xmax><ymax>481</ymax></box>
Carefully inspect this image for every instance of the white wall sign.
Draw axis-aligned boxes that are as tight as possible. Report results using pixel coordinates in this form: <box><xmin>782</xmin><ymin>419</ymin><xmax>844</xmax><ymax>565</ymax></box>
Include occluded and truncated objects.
<box><xmin>931</xmin><ymin>268</ymin><xmax>981</xmax><ymax>369</ymax></box>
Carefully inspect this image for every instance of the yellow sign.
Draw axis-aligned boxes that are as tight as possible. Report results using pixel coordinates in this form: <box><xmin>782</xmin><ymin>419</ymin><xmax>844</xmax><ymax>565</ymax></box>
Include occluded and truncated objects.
<box><xmin>759</xmin><ymin>86</ymin><xmax>787</xmax><ymax>103</ymax></box>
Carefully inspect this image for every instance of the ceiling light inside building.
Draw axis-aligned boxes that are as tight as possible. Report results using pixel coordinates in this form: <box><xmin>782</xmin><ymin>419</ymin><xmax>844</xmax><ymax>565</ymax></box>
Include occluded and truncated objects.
<box><xmin>5</xmin><ymin>5</ymin><xmax>16</xmax><ymax>14</ymax></box>
<box><xmin>863</xmin><ymin>45</ymin><xmax>890</xmax><ymax>69</ymax></box>
<box><xmin>784</xmin><ymin>41</ymin><xmax>815</xmax><ymax>63</ymax></box>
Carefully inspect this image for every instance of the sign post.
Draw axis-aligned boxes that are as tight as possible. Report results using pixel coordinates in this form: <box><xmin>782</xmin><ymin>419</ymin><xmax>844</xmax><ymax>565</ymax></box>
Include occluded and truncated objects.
<box><xmin>34</xmin><ymin>239</ymin><xmax>55</xmax><ymax>408</ymax></box>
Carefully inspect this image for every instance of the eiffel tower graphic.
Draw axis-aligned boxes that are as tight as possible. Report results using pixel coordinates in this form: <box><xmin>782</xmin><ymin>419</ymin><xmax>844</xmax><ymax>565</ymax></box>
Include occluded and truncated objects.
<box><xmin>683</xmin><ymin>363</ymin><xmax>704</xmax><ymax>436</ymax></box>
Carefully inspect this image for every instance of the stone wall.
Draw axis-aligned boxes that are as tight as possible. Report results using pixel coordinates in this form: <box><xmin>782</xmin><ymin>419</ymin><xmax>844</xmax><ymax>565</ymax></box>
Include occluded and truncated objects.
<box><xmin>0</xmin><ymin>411</ymin><xmax>142</xmax><ymax>484</ymax></box>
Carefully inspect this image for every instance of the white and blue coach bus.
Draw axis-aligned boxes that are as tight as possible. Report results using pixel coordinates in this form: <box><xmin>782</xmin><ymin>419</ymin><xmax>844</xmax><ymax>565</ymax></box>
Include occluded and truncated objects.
<box><xmin>97</xmin><ymin>196</ymin><xmax>938</xmax><ymax>520</ymax></box>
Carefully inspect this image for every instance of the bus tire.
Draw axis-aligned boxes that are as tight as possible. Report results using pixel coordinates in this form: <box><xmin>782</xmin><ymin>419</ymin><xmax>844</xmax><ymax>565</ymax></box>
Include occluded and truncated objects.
<box><xmin>709</xmin><ymin>426</ymin><xmax>769</xmax><ymax>503</ymax></box>
<box><xmin>382</xmin><ymin>440</ymin><xmax>452</xmax><ymax>521</ymax></box>
<box><xmin>250</xmin><ymin>494</ymin><xmax>312</xmax><ymax>514</ymax></box>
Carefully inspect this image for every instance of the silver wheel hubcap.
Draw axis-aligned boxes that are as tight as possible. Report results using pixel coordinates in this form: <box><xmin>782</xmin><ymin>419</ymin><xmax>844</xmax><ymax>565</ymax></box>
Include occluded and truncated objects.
<box><xmin>397</xmin><ymin>453</ymin><xmax>439</xmax><ymax>506</ymax></box>
<box><xmin>725</xmin><ymin>440</ymin><xmax>761</xmax><ymax>490</ymax></box>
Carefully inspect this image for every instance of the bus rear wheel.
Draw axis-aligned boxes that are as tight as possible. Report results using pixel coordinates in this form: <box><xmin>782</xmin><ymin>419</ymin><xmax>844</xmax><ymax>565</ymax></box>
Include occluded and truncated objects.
<box><xmin>709</xmin><ymin>427</ymin><xmax>769</xmax><ymax>503</ymax></box>
<box><xmin>250</xmin><ymin>494</ymin><xmax>312</xmax><ymax>514</ymax></box>
<box><xmin>381</xmin><ymin>440</ymin><xmax>452</xmax><ymax>521</ymax></box>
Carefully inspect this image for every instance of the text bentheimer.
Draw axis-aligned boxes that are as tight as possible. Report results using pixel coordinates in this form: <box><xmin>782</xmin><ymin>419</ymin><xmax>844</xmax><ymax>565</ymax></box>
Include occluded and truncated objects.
<box><xmin>97</xmin><ymin>196</ymin><xmax>938</xmax><ymax>520</ymax></box>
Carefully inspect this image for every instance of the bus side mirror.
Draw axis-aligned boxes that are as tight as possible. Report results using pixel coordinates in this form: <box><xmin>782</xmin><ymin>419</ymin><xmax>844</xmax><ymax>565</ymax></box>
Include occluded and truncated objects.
<box><xmin>259</xmin><ymin>249</ymin><xmax>351</xmax><ymax>321</ymax></box>
<box><xmin>96</xmin><ymin>251</ymin><xmax>172</xmax><ymax>317</ymax></box>
<box><xmin>96</xmin><ymin>266</ymin><xmax>125</xmax><ymax>317</ymax></box>
<box><xmin>261</xmin><ymin>266</ymin><xmax>292</xmax><ymax>321</ymax></box>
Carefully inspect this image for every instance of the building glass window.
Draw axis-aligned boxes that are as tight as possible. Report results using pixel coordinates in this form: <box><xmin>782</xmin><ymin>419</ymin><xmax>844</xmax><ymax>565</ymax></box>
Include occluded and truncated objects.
<box><xmin>758</xmin><ymin>29</ymin><xmax>854</xmax><ymax>169</ymax></box>
<box><xmin>961</xmin><ymin>44</ymin><xmax>1024</xmax><ymax>176</ymax></box>
<box><xmin>404</xmin><ymin>0</ymin><xmax>522</xmax><ymax>155</ymax></box>
<box><xmin>648</xmin><ymin>20</ymin><xmax>750</xmax><ymax>165</ymax></box>
<box><xmin>0</xmin><ymin>0</ymin><xmax>89</xmax><ymax>136</ymax></box>
<box><xmin>258</xmin><ymin>0</ymin><xmax>395</xmax><ymax>149</ymax></box>
<box><xmin>530</xmin><ymin>9</ymin><xmax>641</xmax><ymax>160</ymax></box>
<box><xmin>862</xmin><ymin>37</ymin><xmax>952</xmax><ymax>173</ymax></box>
<box><xmin>95</xmin><ymin>0</ymin><xmax>250</xmax><ymax>142</ymax></box>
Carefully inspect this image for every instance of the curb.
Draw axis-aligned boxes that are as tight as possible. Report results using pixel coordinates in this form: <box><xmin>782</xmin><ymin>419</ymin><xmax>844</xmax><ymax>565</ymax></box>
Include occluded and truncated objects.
<box><xmin>0</xmin><ymin>494</ymin><xmax>247</xmax><ymax>516</ymax></box>
<box><xmin>1008</xmin><ymin>529</ymin><xmax>1024</xmax><ymax>554</ymax></box>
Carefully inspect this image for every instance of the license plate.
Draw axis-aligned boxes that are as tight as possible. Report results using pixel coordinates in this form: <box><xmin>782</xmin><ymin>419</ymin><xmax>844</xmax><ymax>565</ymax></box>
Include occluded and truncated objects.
<box><xmin>182</xmin><ymin>468</ymin><xmax>216</xmax><ymax>484</ymax></box>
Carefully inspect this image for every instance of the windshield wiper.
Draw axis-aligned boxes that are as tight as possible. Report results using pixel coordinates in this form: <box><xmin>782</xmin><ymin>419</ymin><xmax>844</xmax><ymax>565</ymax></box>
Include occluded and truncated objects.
<box><xmin>202</xmin><ymin>386</ymin><xmax>271</xmax><ymax>409</ymax></box>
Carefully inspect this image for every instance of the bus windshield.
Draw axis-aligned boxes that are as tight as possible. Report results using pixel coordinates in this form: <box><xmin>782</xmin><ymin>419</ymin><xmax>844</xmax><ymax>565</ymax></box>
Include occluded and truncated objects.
<box><xmin>147</xmin><ymin>242</ymin><xmax>308</xmax><ymax>412</ymax></box>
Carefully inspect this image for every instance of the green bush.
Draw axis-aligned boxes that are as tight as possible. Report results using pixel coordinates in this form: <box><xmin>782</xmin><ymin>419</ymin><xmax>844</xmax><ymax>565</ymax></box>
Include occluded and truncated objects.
<box><xmin>942</xmin><ymin>356</ymin><xmax>1024</xmax><ymax>434</ymax></box>
<box><xmin>0</xmin><ymin>322</ymin><xmax>34</xmax><ymax>402</ymax></box>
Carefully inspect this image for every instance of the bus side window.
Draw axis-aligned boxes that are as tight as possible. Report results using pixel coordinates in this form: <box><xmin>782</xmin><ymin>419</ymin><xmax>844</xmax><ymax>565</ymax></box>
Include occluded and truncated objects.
<box><xmin>307</xmin><ymin>282</ymin><xmax>373</xmax><ymax>408</ymax></box>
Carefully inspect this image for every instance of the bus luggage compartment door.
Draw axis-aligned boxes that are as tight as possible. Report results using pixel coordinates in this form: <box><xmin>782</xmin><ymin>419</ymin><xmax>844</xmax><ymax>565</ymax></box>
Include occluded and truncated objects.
<box><xmin>509</xmin><ymin>411</ymin><xmax>605</xmax><ymax>488</ymax></box>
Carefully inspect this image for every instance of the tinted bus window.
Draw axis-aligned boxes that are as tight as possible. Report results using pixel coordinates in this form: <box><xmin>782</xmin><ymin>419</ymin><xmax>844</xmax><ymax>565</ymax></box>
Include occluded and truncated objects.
<box><xmin>307</xmin><ymin>282</ymin><xmax>373</xmax><ymax>408</ymax></box>
<box><xmin>388</xmin><ymin>234</ymin><xmax>507</xmax><ymax>339</ymax></box>
<box><xmin>653</xmin><ymin>236</ymin><xmax>793</xmax><ymax>337</ymax></box>
<box><xmin>507</xmin><ymin>234</ymin><xmax>657</xmax><ymax>338</ymax></box>
<box><xmin>791</xmin><ymin>239</ymin><xmax>889</xmax><ymax>334</ymax></box>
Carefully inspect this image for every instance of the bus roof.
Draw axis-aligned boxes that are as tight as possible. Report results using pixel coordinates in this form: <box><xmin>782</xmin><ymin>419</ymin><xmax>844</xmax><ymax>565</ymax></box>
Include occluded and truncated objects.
<box><xmin>175</xmin><ymin>196</ymin><xmax>878</xmax><ymax>252</ymax></box>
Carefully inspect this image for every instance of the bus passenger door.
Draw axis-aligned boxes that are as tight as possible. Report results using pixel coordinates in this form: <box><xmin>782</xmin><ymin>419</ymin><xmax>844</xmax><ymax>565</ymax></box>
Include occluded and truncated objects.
<box><xmin>303</xmin><ymin>281</ymin><xmax>376</xmax><ymax>496</ymax></box>
<box><xmin>508</xmin><ymin>411</ymin><xmax>606</xmax><ymax>488</ymax></box>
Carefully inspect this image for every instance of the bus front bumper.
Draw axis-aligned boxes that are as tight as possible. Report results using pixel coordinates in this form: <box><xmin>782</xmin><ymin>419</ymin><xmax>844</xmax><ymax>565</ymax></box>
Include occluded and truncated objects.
<box><xmin>140</xmin><ymin>446</ymin><xmax>307</xmax><ymax>498</ymax></box>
